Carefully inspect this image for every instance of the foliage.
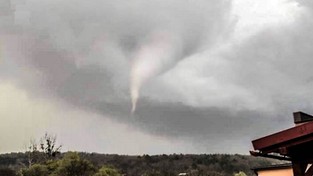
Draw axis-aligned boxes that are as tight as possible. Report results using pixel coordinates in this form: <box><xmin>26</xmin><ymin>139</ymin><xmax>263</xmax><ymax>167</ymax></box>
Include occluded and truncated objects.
<box><xmin>1</xmin><ymin>152</ymin><xmax>287</xmax><ymax>176</ymax></box>
<box><xmin>0</xmin><ymin>167</ymin><xmax>17</xmax><ymax>176</ymax></box>
<box><xmin>18</xmin><ymin>164</ymin><xmax>49</xmax><ymax>176</ymax></box>
<box><xmin>234</xmin><ymin>171</ymin><xmax>247</xmax><ymax>176</ymax></box>
<box><xmin>18</xmin><ymin>152</ymin><xmax>96</xmax><ymax>176</ymax></box>
<box><xmin>55</xmin><ymin>152</ymin><xmax>96</xmax><ymax>176</ymax></box>
<box><xmin>94</xmin><ymin>166</ymin><xmax>121</xmax><ymax>176</ymax></box>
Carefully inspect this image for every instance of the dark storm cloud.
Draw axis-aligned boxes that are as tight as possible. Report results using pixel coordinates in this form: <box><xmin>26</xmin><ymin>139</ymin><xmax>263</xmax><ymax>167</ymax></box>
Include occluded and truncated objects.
<box><xmin>2</xmin><ymin>0</ymin><xmax>232</xmax><ymax>94</ymax></box>
<box><xmin>0</xmin><ymin>0</ymin><xmax>235</xmax><ymax>141</ymax></box>
<box><xmin>2</xmin><ymin>0</ymin><xmax>313</xmax><ymax>153</ymax></box>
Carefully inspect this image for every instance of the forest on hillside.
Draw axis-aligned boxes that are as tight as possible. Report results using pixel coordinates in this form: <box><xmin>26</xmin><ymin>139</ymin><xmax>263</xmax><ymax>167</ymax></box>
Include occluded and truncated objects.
<box><xmin>0</xmin><ymin>133</ymin><xmax>286</xmax><ymax>176</ymax></box>
<box><xmin>0</xmin><ymin>152</ymin><xmax>285</xmax><ymax>176</ymax></box>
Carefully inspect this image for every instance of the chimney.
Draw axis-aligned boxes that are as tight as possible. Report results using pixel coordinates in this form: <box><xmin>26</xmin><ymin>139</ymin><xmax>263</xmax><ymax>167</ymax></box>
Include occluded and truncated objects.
<box><xmin>293</xmin><ymin>111</ymin><xmax>313</xmax><ymax>126</ymax></box>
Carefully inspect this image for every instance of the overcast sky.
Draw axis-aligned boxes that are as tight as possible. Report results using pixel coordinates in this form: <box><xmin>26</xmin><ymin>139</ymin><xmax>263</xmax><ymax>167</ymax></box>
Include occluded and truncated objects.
<box><xmin>0</xmin><ymin>0</ymin><xmax>311</xmax><ymax>155</ymax></box>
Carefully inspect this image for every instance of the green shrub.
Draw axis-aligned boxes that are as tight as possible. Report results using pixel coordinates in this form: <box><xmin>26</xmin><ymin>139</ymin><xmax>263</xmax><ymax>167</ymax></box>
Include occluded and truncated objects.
<box><xmin>18</xmin><ymin>164</ymin><xmax>48</xmax><ymax>176</ymax></box>
<box><xmin>94</xmin><ymin>166</ymin><xmax>121</xmax><ymax>176</ymax></box>
<box><xmin>55</xmin><ymin>152</ymin><xmax>96</xmax><ymax>176</ymax></box>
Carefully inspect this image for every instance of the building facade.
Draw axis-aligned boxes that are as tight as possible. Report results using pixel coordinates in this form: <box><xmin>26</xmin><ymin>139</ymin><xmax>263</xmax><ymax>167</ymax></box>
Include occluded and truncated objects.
<box><xmin>252</xmin><ymin>164</ymin><xmax>293</xmax><ymax>176</ymax></box>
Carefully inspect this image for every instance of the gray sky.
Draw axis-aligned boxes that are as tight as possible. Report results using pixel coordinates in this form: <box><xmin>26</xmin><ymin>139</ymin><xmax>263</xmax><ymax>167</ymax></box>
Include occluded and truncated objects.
<box><xmin>0</xmin><ymin>0</ymin><xmax>310</xmax><ymax>154</ymax></box>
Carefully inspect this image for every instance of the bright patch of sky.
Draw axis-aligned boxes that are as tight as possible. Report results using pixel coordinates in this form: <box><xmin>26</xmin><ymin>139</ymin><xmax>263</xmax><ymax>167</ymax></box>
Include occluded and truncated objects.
<box><xmin>232</xmin><ymin>0</ymin><xmax>301</xmax><ymax>40</ymax></box>
<box><xmin>0</xmin><ymin>82</ymin><xmax>196</xmax><ymax>154</ymax></box>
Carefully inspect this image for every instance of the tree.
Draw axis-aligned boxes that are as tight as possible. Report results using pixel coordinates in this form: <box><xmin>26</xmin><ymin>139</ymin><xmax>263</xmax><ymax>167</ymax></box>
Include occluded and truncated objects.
<box><xmin>26</xmin><ymin>133</ymin><xmax>62</xmax><ymax>166</ymax></box>
<box><xmin>18</xmin><ymin>164</ymin><xmax>49</xmax><ymax>176</ymax></box>
<box><xmin>0</xmin><ymin>167</ymin><xmax>16</xmax><ymax>176</ymax></box>
<box><xmin>25</xmin><ymin>139</ymin><xmax>40</xmax><ymax>167</ymax></box>
<box><xmin>234</xmin><ymin>171</ymin><xmax>247</xmax><ymax>176</ymax></box>
<box><xmin>18</xmin><ymin>152</ymin><xmax>97</xmax><ymax>176</ymax></box>
<box><xmin>94</xmin><ymin>166</ymin><xmax>121</xmax><ymax>176</ymax></box>
<box><xmin>39</xmin><ymin>133</ymin><xmax>62</xmax><ymax>159</ymax></box>
<box><xmin>55</xmin><ymin>152</ymin><xmax>96</xmax><ymax>176</ymax></box>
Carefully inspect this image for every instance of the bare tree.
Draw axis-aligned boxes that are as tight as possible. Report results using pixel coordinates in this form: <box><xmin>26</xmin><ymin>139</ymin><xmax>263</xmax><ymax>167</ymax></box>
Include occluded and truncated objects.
<box><xmin>39</xmin><ymin>133</ymin><xmax>62</xmax><ymax>159</ymax></box>
<box><xmin>26</xmin><ymin>132</ymin><xmax>62</xmax><ymax>166</ymax></box>
<box><xmin>25</xmin><ymin>139</ymin><xmax>38</xmax><ymax>167</ymax></box>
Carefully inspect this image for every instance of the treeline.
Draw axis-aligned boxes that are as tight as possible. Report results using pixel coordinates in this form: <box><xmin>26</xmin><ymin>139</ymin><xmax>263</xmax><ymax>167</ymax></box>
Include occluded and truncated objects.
<box><xmin>0</xmin><ymin>152</ymin><xmax>120</xmax><ymax>176</ymax></box>
<box><xmin>0</xmin><ymin>152</ymin><xmax>284</xmax><ymax>176</ymax></box>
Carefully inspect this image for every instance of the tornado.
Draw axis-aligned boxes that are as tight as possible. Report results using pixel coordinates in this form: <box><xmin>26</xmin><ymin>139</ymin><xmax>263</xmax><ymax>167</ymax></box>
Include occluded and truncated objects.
<box><xmin>130</xmin><ymin>31</ymin><xmax>183</xmax><ymax>113</ymax></box>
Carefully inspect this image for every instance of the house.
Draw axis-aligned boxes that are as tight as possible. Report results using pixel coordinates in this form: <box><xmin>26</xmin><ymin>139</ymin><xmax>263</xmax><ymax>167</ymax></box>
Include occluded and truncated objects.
<box><xmin>250</xmin><ymin>111</ymin><xmax>313</xmax><ymax>176</ymax></box>
<box><xmin>252</xmin><ymin>163</ymin><xmax>293</xmax><ymax>176</ymax></box>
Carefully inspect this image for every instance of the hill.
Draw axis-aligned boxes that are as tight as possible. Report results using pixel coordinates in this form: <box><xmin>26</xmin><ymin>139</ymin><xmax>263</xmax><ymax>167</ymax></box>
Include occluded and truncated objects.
<box><xmin>0</xmin><ymin>152</ymin><xmax>286</xmax><ymax>176</ymax></box>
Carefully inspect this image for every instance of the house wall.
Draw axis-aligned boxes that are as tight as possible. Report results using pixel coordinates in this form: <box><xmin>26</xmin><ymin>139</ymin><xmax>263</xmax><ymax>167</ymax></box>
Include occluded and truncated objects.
<box><xmin>256</xmin><ymin>168</ymin><xmax>293</xmax><ymax>176</ymax></box>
